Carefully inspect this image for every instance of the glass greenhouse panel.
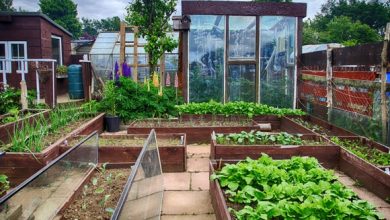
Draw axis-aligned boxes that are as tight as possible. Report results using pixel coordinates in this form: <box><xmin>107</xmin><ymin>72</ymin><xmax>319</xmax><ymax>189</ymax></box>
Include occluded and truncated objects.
<box><xmin>229</xmin><ymin>16</ymin><xmax>256</xmax><ymax>60</ymax></box>
<box><xmin>189</xmin><ymin>15</ymin><xmax>225</xmax><ymax>103</ymax></box>
<box><xmin>227</xmin><ymin>64</ymin><xmax>256</xmax><ymax>102</ymax></box>
<box><xmin>260</xmin><ymin>16</ymin><xmax>296</xmax><ymax>108</ymax></box>
<box><xmin>0</xmin><ymin>132</ymin><xmax>99</xmax><ymax>220</ymax></box>
<box><xmin>112</xmin><ymin>130</ymin><xmax>163</xmax><ymax>220</ymax></box>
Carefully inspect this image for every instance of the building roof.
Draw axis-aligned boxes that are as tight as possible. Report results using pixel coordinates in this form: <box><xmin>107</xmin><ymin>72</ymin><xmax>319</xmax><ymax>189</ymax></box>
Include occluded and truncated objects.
<box><xmin>302</xmin><ymin>43</ymin><xmax>344</xmax><ymax>54</ymax></box>
<box><xmin>0</xmin><ymin>12</ymin><xmax>73</xmax><ymax>37</ymax></box>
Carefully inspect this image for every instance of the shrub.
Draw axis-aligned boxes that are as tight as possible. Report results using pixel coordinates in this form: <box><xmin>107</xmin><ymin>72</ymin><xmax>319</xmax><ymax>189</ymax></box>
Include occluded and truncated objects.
<box><xmin>98</xmin><ymin>77</ymin><xmax>182</xmax><ymax>121</ymax></box>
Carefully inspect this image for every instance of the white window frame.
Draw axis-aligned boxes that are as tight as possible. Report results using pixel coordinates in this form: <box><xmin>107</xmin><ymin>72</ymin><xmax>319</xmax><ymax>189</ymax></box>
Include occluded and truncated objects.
<box><xmin>0</xmin><ymin>41</ymin><xmax>10</xmax><ymax>73</ymax></box>
<box><xmin>51</xmin><ymin>35</ymin><xmax>63</xmax><ymax>66</ymax></box>
<box><xmin>8</xmin><ymin>41</ymin><xmax>28</xmax><ymax>74</ymax></box>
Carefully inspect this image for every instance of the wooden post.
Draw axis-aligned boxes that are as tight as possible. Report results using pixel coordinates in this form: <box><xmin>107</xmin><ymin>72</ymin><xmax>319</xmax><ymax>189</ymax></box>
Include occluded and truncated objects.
<box><xmin>326</xmin><ymin>46</ymin><xmax>333</xmax><ymax>122</ymax></box>
<box><xmin>119</xmin><ymin>22</ymin><xmax>126</xmax><ymax>76</ymax></box>
<box><xmin>380</xmin><ymin>23</ymin><xmax>389</xmax><ymax>143</ymax></box>
<box><xmin>160</xmin><ymin>53</ymin><xmax>165</xmax><ymax>87</ymax></box>
<box><xmin>133</xmin><ymin>26</ymin><xmax>138</xmax><ymax>82</ymax></box>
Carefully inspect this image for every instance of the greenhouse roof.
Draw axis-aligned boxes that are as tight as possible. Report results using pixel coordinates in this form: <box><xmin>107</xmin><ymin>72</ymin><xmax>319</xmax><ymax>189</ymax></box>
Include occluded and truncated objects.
<box><xmin>90</xmin><ymin>32</ymin><xmax>179</xmax><ymax>55</ymax></box>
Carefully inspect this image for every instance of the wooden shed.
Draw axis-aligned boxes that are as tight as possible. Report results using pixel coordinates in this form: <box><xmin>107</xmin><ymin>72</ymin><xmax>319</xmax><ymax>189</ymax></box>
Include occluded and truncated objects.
<box><xmin>0</xmin><ymin>12</ymin><xmax>72</xmax><ymax>97</ymax></box>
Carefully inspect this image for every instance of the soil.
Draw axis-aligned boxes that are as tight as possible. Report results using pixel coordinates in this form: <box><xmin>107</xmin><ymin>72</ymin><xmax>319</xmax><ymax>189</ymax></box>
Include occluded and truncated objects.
<box><xmin>67</xmin><ymin>136</ymin><xmax>182</xmax><ymax>147</ymax></box>
<box><xmin>42</xmin><ymin>119</ymin><xmax>90</xmax><ymax>147</ymax></box>
<box><xmin>62</xmin><ymin>168</ymin><xmax>130</xmax><ymax>220</ymax></box>
<box><xmin>131</xmin><ymin>119</ymin><xmax>253</xmax><ymax>128</ymax></box>
<box><xmin>217</xmin><ymin>140</ymin><xmax>326</xmax><ymax>146</ymax></box>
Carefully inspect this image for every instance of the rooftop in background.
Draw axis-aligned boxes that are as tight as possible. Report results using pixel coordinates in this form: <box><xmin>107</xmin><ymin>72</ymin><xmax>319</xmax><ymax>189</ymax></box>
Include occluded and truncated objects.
<box><xmin>0</xmin><ymin>11</ymin><xmax>72</xmax><ymax>37</ymax></box>
<box><xmin>302</xmin><ymin>44</ymin><xmax>344</xmax><ymax>54</ymax></box>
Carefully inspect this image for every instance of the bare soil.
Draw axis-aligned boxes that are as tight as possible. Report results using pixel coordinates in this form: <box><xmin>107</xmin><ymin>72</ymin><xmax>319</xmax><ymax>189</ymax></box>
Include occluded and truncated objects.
<box><xmin>62</xmin><ymin>168</ymin><xmax>130</xmax><ymax>220</ymax></box>
<box><xmin>291</xmin><ymin>118</ymin><xmax>334</xmax><ymax>136</ymax></box>
<box><xmin>42</xmin><ymin>119</ymin><xmax>90</xmax><ymax>147</ymax></box>
<box><xmin>67</xmin><ymin>136</ymin><xmax>182</xmax><ymax>147</ymax></box>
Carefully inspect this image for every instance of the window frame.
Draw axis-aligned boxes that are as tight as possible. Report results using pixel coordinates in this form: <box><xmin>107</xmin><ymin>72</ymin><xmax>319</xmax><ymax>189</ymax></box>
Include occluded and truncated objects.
<box><xmin>8</xmin><ymin>41</ymin><xmax>28</xmax><ymax>74</ymax></box>
<box><xmin>51</xmin><ymin>35</ymin><xmax>63</xmax><ymax>66</ymax></box>
<box><xmin>0</xmin><ymin>41</ymin><xmax>10</xmax><ymax>73</ymax></box>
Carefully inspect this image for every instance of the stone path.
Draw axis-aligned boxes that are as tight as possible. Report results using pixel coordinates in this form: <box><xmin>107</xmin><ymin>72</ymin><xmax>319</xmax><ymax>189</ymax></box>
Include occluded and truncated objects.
<box><xmin>161</xmin><ymin>145</ymin><xmax>216</xmax><ymax>220</ymax></box>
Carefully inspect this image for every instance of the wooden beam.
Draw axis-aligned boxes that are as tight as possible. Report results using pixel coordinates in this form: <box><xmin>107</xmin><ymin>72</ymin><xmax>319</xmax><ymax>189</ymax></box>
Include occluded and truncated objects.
<box><xmin>326</xmin><ymin>46</ymin><xmax>333</xmax><ymax>122</ymax></box>
<box><xmin>119</xmin><ymin>22</ymin><xmax>126</xmax><ymax>76</ymax></box>
<box><xmin>133</xmin><ymin>26</ymin><xmax>138</xmax><ymax>82</ymax></box>
<box><xmin>381</xmin><ymin>23</ymin><xmax>390</xmax><ymax>143</ymax></box>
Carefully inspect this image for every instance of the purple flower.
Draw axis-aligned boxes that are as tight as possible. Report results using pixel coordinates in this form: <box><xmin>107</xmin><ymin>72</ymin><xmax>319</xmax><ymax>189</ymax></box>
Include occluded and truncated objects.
<box><xmin>115</xmin><ymin>61</ymin><xmax>119</xmax><ymax>76</ymax></box>
<box><xmin>122</xmin><ymin>62</ymin><xmax>132</xmax><ymax>78</ymax></box>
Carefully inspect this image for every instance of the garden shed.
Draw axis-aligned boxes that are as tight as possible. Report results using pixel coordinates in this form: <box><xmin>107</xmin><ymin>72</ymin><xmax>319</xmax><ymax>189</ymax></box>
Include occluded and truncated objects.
<box><xmin>0</xmin><ymin>12</ymin><xmax>72</xmax><ymax>97</ymax></box>
<box><xmin>178</xmin><ymin>1</ymin><xmax>307</xmax><ymax>107</ymax></box>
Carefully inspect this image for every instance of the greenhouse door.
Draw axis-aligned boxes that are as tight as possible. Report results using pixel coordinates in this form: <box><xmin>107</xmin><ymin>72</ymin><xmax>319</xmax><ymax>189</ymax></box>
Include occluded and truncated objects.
<box><xmin>226</xmin><ymin>16</ymin><xmax>258</xmax><ymax>102</ymax></box>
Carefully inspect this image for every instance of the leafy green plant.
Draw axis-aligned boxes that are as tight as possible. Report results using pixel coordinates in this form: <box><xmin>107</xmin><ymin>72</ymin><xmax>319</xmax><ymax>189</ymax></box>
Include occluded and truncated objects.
<box><xmin>331</xmin><ymin>137</ymin><xmax>390</xmax><ymax>166</ymax></box>
<box><xmin>211</xmin><ymin>154</ymin><xmax>384</xmax><ymax>219</ymax></box>
<box><xmin>176</xmin><ymin>101</ymin><xmax>305</xmax><ymax>118</ymax></box>
<box><xmin>0</xmin><ymin>174</ymin><xmax>10</xmax><ymax>195</ymax></box>
<box><xmin>98</xmin><ymin>77</ymin><xmax>182</xmax><ymax>122</ymax></box>
<box><xmin>216</xmin><ymin>131</ymin><xmax>305</xmax><ymax>145</ymax></box>
<box><xmin>56</xmin><ymin>65</ymin><xmax>68</xmax><ymax>76</ymax></box>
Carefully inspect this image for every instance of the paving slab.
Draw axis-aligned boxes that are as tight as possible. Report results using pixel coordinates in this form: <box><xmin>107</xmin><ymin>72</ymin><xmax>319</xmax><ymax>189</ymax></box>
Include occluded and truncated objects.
<box><xmin>191</xmin><ymin>172</ymin><xmax>210</xmax><ymax>191</ymax></box>
<box><xmin>162</xmin><ymin>191</ymin><xmax>214</xmax><ymax>215</ymax></box>
<box><xmin>161</xmin><ymin>214</ymin><xmax>216</xmax><ymax>220</ymax></box>
<box><xmin>187</xmin><ymin>158</ymin><xmax>209</xmax><ymax>172</ymax></box>
<box><xmin>187</xmin><ymin>145</ymin><xmax>210</xmax><ymax>158</ymax></box>
<box><xmin>164</xmin><ymin>172</ymin><xmax>191</xmax><ymax>191</ymax></box>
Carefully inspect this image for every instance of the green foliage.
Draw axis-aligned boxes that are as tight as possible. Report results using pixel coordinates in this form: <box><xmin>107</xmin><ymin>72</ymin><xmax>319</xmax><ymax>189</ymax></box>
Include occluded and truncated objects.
<box><xmin>81</xmin><ymin>16</ymin><xmax>120</xmax><ymax>38</ymax></box>
<box><xmin>98</xmin><ymin>77</ymin><xmax>181</xmax><ymax>121</ymax></box>
<box><xmin>56</xmin><ymin>65</ymin><xmax>68</xmax><ymax>75</ymax></box>
<box><xmin>216</xmin><ymin>131</ymin><xmax>304</xmax><ymax>145</ymax></box>
<box><xmin>0</xmin><ymin>0</ymin><xmax>14</xmax><ymax>11</ymax></box>
<box><xmin>3</xmin><ymin>104</ymin><xmax>95</xmax><ymax>152</ymax></box>
<box><xmin>0</xmin><ymin>174</ymin><xmax>9</xmax><ymax>195</ymax></box>
<box><xmin>125</xmin><ymin>0</ymin><xmax>177</xmax><ymax>72</ymax></box>
<box><xmin>39</xmin><ymin>0</ymin><xmax>82</xmax><ymax>39</ymax></box>
<box><xmin>176</xmin><ymin>101</ymin><xmax>306</xmax><ymax>118</ymax></box>
<box><xmin>0</xmin><ymin>87</ymin><xmax>39</xmax><ymax>115</ymax></box>
<box><xmin>211</xmin><ymin>154</ymin><xmax>384</xmax><ymax>219</ymax></box>
<box><xmin>331</xmin><ymin>137</ymin><xmax>390</xmax><ymax>166</ymax></box>
<box><xmin>303</xmin><ymin>0</ymin><xmax>389</xmax><ymax>45</ymax></box>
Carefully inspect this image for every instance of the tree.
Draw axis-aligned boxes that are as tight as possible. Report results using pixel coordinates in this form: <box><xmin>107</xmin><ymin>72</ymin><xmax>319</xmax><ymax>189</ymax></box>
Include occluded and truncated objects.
<box><xmin>81</xmin><ymin>16</ymin><xmax>120</xmax><ymax>39</ymax></box>
<box><xmin>126</xmin><ymin>0</ymin><xmax>177</xmax><ymax>73</ymax></box>
<box><xmin>318</xmin><ymin>0</ymin><xmax>390</xmax><ymax>34</ymax></box>
<box><xmin>0</xmin><ymin>0</ymin><xmax>15</xmax><ymax>11</ymax></box>
<box><xmin>39</xmin><ymin>0</ymin><xmax>82</xmax><ymax>39</ymax></box>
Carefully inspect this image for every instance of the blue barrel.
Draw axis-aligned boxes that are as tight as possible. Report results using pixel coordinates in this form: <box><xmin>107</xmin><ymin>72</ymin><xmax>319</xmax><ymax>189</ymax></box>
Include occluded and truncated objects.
<box><xmin>67</xmin><ymin>64</ymin><xmax>84</xmax><ymax>99</ymax></box>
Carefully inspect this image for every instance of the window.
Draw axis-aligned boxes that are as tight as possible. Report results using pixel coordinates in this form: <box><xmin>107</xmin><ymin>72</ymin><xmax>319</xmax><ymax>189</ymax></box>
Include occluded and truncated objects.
<box><xmin>0</xmin><ymin>42</ymin><xmax>7</xmax><ymax>72</ymax></box>
<box><xmin>0</xmin><ymin>42</ymin><xmax>28</xmax><ymax>73</ymax></box>
<box><xmin>51</xmin><ymin>36</ymin><xmax>63</xmax><ymax>66</ymax></box>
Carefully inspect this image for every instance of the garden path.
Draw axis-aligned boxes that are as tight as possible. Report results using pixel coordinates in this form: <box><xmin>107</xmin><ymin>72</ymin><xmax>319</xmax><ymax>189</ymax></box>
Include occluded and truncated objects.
<box><xmin>161</xmin><ymin>144</ymin><xmax>216</xmax><ymax>220</ymax></box>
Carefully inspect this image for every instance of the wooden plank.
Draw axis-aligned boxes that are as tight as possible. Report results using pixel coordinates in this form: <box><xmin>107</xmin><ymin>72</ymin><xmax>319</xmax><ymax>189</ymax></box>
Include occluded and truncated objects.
<box><xmin>332</xmin><ymin>42</ymin><xmax>383</xmax><ymax>66</ymax></box>
<box><xmin>182</xmin><ymin>1</ymin><xmax>307</xmax><ymax>17</ymax></box>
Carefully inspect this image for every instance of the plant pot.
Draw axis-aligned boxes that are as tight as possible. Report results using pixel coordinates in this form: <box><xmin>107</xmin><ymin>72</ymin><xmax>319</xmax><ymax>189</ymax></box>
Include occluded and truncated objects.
<box><xmin>104</xmin><ymin>115</ymin><xmax>120</xmax><ymax>132</ymax></box>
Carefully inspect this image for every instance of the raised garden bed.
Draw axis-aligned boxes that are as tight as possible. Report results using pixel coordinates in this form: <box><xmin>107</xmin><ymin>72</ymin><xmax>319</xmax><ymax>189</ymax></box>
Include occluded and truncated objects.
<box><xmin>289</xmin><ymin>115</ymin><xmax>357</xmax><ymax>137</ymax></box>
<box><xmin>330</xmin><ymin>136</ymin><xmax>390</xmax><ymax>201</ymax></box>
<box><xmin>211</xmin><ymin>131</ymin><xmax>338</xmax><ymax>169</ymax></box>
<box><xmin>209</xmin><ymin>156</ymin><xmax>385</xmax><ymax>220</ymax></box>
<box><xmin>0</xmin><ymin>113</ymin><xmax>104</xmax><ymax>186</ymax></box>
<box><xmin>0</xmin><ymin>109</ymin><xmax>51</xmax><ymax>144</ymax></box>
<box><xmin>60</xmin><ymin>133</ymin><xmax>187</xmax><ymax>172</ymax></box>
<box><xmin>127</xmin><ymin>118</ymin><xmax>312</xmax><ymax>144</ymax></box>
<box><xmin>57</xmin><ymin>164</ymin><xmax>131</xmax><ymax>220</ymax></box>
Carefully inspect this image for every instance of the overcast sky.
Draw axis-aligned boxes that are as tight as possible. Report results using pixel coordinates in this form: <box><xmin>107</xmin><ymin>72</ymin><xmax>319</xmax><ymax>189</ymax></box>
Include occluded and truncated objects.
<box><xmin>13</xmin><ymin>0</ymin><xmax>325</xmax><ymax>20</ymax></box>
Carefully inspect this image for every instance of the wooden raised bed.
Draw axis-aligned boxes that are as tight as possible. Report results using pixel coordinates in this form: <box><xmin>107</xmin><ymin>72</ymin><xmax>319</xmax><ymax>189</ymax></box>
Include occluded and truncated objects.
<box><xmin>210</xmin><ymin>134</ymin><xmax>339</xmax><ymax>169</ymax></box>
<box><xmin>60</xmin><ymin>133</ymin><xmax>187</xmax><ymax>172</ymax></box>
<box><xmin>331</xmin><ymin>136</ymin><xmax>390</xmax><ymax>201</ymax></box>
<box><xmin>0</xmin><ymin>113</ymin><xmax>105</xmax><ymax>186</ymax></box>
<box><xmin>127</xmin><ymin>118</ymin><xmax>312</xmax><ymax>144</ymax></box>
<box><xmin>180</xmin><ymin>114</ymin><xmax>314</xmax><ymax>134</ymax></box>
<box><xmin>209</xmin><ymin>157</ymin><xmax>389</xmax><ymax>220</ymax></box>
<box><xmin>0</xmin><ymin>109</ymin><xmax>51</xmax><ymax>144</ymax></box>
<box><xmin>289</xmin><ymin>115</ymin><xmax>357</xmax><ymax>137</ymax></box>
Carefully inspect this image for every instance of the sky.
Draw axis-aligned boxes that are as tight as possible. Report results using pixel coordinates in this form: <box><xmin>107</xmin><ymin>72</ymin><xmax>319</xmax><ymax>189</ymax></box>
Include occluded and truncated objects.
<box><xmin>13</xmin><ymin>0</ymin><xmax>326</xmax><ymax>20</ymax></box>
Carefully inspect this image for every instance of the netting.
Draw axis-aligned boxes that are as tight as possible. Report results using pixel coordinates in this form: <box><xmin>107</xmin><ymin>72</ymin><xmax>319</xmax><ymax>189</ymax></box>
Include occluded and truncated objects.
<box><xmin>298</xmin><ymin>65</ymin><xmax>386</xmax><ymax>142</ymax></box>
<box><xmin>0</xmin><ymin>132</ymin><xmax>98</xmax><ymax>220</ymax></box>
<box><xmin>112</xmin><ymin>129</ymin><xmax>164</xmax><ymax>220</ymax></box>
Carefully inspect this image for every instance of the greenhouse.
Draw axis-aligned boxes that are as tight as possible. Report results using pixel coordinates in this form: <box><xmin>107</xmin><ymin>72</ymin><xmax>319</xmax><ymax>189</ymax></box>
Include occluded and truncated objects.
<box><xmin>90</xmin><ymin>32</ymin><xmax>179</xmax><ymax>84</ymax></box>
<box><xmin>179</xmin><ymin>1</ymin><xmax>306</xmax><ymax>107</ymax></box>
